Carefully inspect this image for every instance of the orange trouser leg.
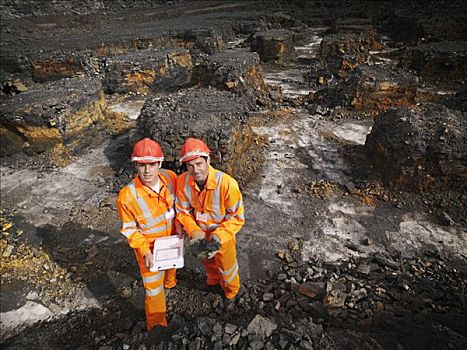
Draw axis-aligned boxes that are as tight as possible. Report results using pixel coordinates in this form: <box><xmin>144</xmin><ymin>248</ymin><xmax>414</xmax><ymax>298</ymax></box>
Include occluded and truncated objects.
<box><xmin>202</xmin><ymin>239</ymin><xmax>240</xmax><ymax>299</ymax></box>
<box><xmin>164</xmin><ymin>268</ymin><xmax>177</xmax><ymax>289</ymax></box>
<box><xmin>135</xmin><ymin>250</ymin><xmax>168</xmax><ymax>331</ymax></box>
<box><xmin>202</xmin><ymin>256</ymin><xmax>222</xmax><ymax>286</ymax></box>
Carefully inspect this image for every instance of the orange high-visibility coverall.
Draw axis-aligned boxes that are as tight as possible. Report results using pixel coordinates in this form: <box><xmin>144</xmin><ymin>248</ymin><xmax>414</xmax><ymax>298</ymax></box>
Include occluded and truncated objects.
<box><xmin>176</xmin><ymin>165</ymin><xmax>245</xmax><ymax>299</ymax></box>
<box><xmin>117</xmin><ymin>169</ymin><xmax>177</xmax><ymax>331</ymax></box>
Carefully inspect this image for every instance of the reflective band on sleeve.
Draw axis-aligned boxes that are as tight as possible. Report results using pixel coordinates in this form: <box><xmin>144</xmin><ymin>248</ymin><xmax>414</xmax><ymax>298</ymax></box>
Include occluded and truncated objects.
<box><xmin>199</xmin><ymin>223</ymin><xmax>219</xmax><ymax>232</ymax></box>
<box><xmin>226</xmin><ymin>212</ymin><xmax>245</xmax><ymax>221</ymax></box>
<box><xmin>228</xmin><ymin>198</ymin><xmax>243</xmax><ymax>214</ymax></box>
<box><xmin>121</xmin><ymin>228</ymin><xmax>137</xmax><ymax>238</ymax></box>
<box><xmin>176</xmin><ymin>198</ymin><xmax>191</xmax><ymax>208</ymax></box>
<box><xmin>176</xmin><ymin>206</ymin><xmax>192</xmax><ymax>215</ymax></box>
<box><xmin>122</xmin><ymin>221</ymin><xmax>137</xmax><ymax>229</ymax></box>
<box><xmin>145</xmin><ymin>284</ymin><xmax>164</xmax><ymax>297</ymax></box>
<box><xmin>143</xmin><ymin>272</ymin><xmax>164</xmax><ymax>284</ymax></box>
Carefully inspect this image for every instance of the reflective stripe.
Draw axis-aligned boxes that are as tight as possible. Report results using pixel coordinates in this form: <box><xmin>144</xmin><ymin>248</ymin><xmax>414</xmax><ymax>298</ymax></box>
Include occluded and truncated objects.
<box><xmin>180</xmin><ymin>150</ymin><xmax>209</xmax><ymax>163</ymax></box>
<box><xmin>211</xmin><ymin>171</ymin><xmax>224</xmax><ymax>221</ymax></box>
<box><xmin>177</xmin><ymin>198</ymin><xmax>191</xmax><ymax>208</ymax></box>
<box><xmin>128</xmin><ymin>182</ymin><xmax>154</xmax><ymax>226</ymax></box>
<box><xmin>122</xmin><ymin>221</ymin><xmax>136</xmax><ymax>229</ymax></box>
<box><xmin>131</xmin><ymin>156</ymin><xmax>164</xmax><ymax>162</ymax></box>
<box><xmin>226</xmin><ymin>212</ymin><xmax>245</xmax><ymax>220</ymax></box>
<box><xmin>143</xmin><ymin>272</ymin><xmax>164</xmax><ymax>284</ymax></box>
<box><xmin>121</xmin><ymin>228</ymin><xmax>137</xmax><ymax>238</ymax></box>
<box><xmin>225</xmin><ymin>264</ymin><xmax>239</xmax><ymax>283</ymax></box>
<box><xmin>176</xmin><ymin>206</ymin><xmax>192</xmax><ymax>215</ymax></box>
<box><xmin>184</xmin><ymin>174</ymin><xmax>192</xmax><ymax>203</ymax></box>
<box><xmin>220</xmin><ymin>261</ymin><xmax>238</xmax><ymax>276</ymax></box>
<box><xmin>145</xmin><ymin>284</ymin><xmax>164</xmax><ymax>297</ymax></box>
<box><xmin>127</xmin><ymin>180</ymin><xmax>172</xmax><ymax>234</ymax></box>
<box><xmin>139</xmin><ymin>212</ymin><xmax>166</xmax><ymax>229</ymax></box>
<box><xmin>199</xmin><ymin>223</ymin><xmax>219</xmax><ymax>232</ymax></box>
<box><xmin>159</xmin><ymin>169</ymin><xmax>174</xmax><ymax>196</ymax></box>
<box><xmin>143</xmin><ymin>225</ymin><xmax>168</xmax><ymax>235</ymax></box>
<box><xmin>228</xmin><ymin>198</ymin><xmax>243</xmax><ymax>214</ymax></box>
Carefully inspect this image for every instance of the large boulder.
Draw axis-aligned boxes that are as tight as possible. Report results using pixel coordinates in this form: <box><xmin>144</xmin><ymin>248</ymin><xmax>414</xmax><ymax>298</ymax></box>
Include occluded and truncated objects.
<box><xmin>365</xmin><ymin>104</ymin><xmax>466</xmax><ymax>190</ymax></box>
<box><xmin>313</xmin><ymin>65</ymin><xmax>418</xmax><ymax>113</ymax></box>
<box><xmin>0</xmin><ymin>76</ymin><xmax>107</xmax><ymax>157</ymax></box>
<box><xmin>103</xmin><ymin>47</ymin><xmax>192</xmax><ymax>95</ymax></box>
<box><xmin>191</xmin><ymin>50</ymin><xmax>269</xmax><ymax>104</ymax></box>
<box><xmin>399</xmin><ymin>41</ymin><xmax>467</xmax><ymax>86</ymax></box>
<box><xmin>319</xmin><ymin>32</ymin><xmax>374</xmax><ymax>72</ymax></box>
<box><xmin>137</xmin><ymin>87</ymin><xmax>258</xmax><ymax>175</ymax></box>
<box><xmin>250</xmin><ymin>29</ymin><xmax>296</xmax><ymax>64</ymax></box>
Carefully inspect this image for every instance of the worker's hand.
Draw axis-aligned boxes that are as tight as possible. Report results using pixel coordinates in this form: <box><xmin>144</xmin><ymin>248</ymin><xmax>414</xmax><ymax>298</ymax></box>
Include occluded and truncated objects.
<box><xmin>175</xmin><ymin>222</ymin><xmax>185</xmax><ymax>238</ymax></box>
<box><xmin>206</xmin><ymin>235</ymin><xmax>221</xmax><ymax>259</ymax></box>
<box><xmin>189</xmin><ymin>230</ymin><xmax>205</xmax><ymax>245</ymax></box>
<box><xmin>197</xmin><ymin>235</ymin><xmax>221</xmax><ymax>260</ymax></box>
<box><xmin>144</xmin><ymin>252</ymin><xmax>154</xmax><ymax>269</ymax></box>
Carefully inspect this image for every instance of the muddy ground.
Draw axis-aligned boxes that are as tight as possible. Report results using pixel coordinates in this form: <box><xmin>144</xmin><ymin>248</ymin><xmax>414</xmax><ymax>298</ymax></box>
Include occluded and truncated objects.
<box><xmin>0</xmin><ymin>1</ymin><xmax>466</xmax><ymax>350</ymax></box>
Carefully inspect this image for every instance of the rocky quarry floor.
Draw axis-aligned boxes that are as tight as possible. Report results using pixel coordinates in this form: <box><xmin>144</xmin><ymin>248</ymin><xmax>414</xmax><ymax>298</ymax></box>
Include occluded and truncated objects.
<box><xmin>0</xmin><ymin>1</ymin><xmax>466</xmax><ymax>350</ymax></box>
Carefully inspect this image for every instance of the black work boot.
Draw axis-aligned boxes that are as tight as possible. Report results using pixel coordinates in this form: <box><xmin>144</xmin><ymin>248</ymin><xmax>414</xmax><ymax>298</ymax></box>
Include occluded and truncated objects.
<box><xmin>197</xmin><ymin>281</ymin><xmax>222</xmax><ymax>294</ymax></box>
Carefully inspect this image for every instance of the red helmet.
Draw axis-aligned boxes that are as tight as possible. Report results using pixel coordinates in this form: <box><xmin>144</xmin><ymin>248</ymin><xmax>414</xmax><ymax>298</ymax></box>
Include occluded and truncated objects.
<box><xmin>180</xmin><ymin>138</ymin><xmax>211</xmax><ymax>163</ymax></box>
<box><xmin>131</xmin><ymin>138</ymin><xmax>164</xmax><ymax>164</ymax></box>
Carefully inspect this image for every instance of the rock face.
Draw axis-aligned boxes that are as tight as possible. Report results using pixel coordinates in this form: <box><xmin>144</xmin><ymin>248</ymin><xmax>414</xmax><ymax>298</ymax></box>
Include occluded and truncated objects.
<box><xmin>250</xmin><ymin>29</ymin><xmax>296</xmax><ymax>64</ymax></box>
<box><xmin>103</xmin><ymin>47</ymin><xmax>192</xmax><ymax>94</ymax></box>
<box><xmin>365</xmin><ymin>103</ymin><xmax>466</xmax><ymax>190</ymax></box>
<box><xmin>0</xmin><ymin>76</ymin><xmax>106</xmax><ymax>156</ymax></box>
<box><xmin>30</xmin><ymin>53</ymin><xmax>92</xmax><ymax>83</ymax></box>
<box><xmin>137</xmin><ymin>87</ymin><xmax>258</xmax><ymax>179</ymax></box>
<box><xmin>314</xmin><ymin>65</ymin><xmax>418</xmax><ymax>113</ymax></box>
<box><xmin>400</xmin><ymin>41</ymin><xmax>467</xmax><ymax>86</ymax></box>
<box><xmin>319</xmin><ymin>31</ymin><xmax>377</xmax><ymax>72</ymax></box>
<box><xmin>191</xmin><ymin>50</ymin><xmax>269</xmax><ymax>103</ymax></box>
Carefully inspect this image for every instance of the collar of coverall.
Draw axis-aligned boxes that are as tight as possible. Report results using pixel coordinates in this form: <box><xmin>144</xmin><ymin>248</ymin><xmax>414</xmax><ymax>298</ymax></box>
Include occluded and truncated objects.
<box><xmin>133</xmin><ymin>173</ymin><xmax>169</xmax><ymax>197</ymax></box>
<box><xmin>190</xmin><ymin>165</ymin><xmax>218</xmax><ymax>190</ymax></box>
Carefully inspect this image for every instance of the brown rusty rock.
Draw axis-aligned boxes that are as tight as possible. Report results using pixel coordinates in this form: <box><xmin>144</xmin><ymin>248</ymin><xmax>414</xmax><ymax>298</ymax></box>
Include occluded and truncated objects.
<box><xmin>319</xmin><ymin>33</ymin><xmax>371</xmax><ymax>71</ymax></box>
<box><xmin>31</xmin><ymin>54</ymin><xmax>88</xmax><ymax>83</ymax></box>
<box><xmin>0</xmin><ymin>76</ymin><xmax>107</xmax><ymax>157</ymax></box>
<box><xmin>250</xmin><ymin>29</ymin><xmax>296</xmax><ymax>64</ymax></box>
<box><xmin>191</xmin><ymin>50</ymin><xmax>269</xmax><ymax>103</ymax></box>
<box><xmin>315</xmin><ymin>65</ymin><xmax>418</xmax><ymax>113</ymax></box>
<box><xmin>103</xmin><ymin>47</ymin><xmax>192</xmax><ymax>94</ymax></box>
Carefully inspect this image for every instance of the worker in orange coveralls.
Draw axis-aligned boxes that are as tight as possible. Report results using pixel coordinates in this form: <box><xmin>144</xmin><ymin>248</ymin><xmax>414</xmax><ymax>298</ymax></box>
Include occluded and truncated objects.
<box><xmin>175</xmin><ymin>138</ymin><xmax>245</xmax><ymax>309</ymax></box>
<box><xmin>117</xmin><ymin>138</ymin><xmax>182</xmax><ymax>331</ymax></box>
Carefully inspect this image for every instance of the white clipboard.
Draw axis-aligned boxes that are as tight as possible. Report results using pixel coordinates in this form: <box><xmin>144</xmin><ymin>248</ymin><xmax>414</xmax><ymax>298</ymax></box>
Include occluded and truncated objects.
<box><xmin>150</xmin><ymin>236</ymin><xmax>184</xmax><ymax>272</ymax></box>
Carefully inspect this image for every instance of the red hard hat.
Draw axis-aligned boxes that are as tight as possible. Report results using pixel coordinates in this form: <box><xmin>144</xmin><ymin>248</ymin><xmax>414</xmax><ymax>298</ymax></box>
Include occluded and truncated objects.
<box><xmin>131</xmin><ymin>138</ymin><xmax>164</xmax><ymax>163</ymax></box>
<box><xmin>180</xmin><ymin>138</ymin><xmax>211</xmax><ymax>163</ymax></box>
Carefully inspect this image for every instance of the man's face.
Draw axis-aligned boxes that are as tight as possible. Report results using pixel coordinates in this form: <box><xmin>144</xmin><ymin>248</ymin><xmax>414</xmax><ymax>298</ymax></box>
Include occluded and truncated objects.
<box><xmin>186</xmin><ymin>157</ymin><xmax>209</xmax><ymax>183</ymax></box>
<box><xmin>135</xmin><ymin>162</ymin><xmax>160</xmax><ymax>187</ymax></box>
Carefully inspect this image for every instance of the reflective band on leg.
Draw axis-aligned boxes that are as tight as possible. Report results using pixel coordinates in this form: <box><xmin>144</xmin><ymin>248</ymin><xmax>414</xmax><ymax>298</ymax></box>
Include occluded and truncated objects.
<box><xmin>219</xmin><ymin>261</ymin><xmax>238</xmax><ymax>276</ymax></box>
<box><xmin>145</xmin><ymin>284</ymin><xmax>164</xmax><ymax>297</ymax></box>
<box><xmin>143</xmin><ymin>271</ymin><xmax>164</xmax><ymax>284</ymax></box>
<box><xmin>225</xmin><ymin>264</ymin><xmax>239</xmax><ymax>283</ymax></box>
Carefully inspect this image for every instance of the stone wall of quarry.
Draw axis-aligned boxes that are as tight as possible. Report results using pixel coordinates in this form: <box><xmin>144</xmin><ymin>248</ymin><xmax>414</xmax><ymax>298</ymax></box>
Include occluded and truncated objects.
<box><xmin>365</xmin><ymin>103</ymin><xmax>466</xmax><ymax>190</ymax></box>
<box><xmin>0</xmin><ymin>77</ymin><xmax>109</xmax><ymax>158</ymax></box>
